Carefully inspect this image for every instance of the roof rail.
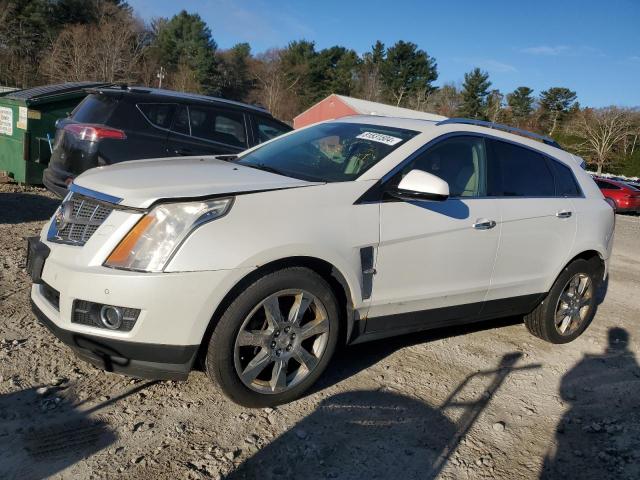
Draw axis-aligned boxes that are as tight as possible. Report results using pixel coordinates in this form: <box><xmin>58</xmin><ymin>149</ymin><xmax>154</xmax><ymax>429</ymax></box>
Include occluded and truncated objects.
<box><xmin>437</xmin><ymin>118</ymin><xmax>562</xmax><ymax>149</ymax></box>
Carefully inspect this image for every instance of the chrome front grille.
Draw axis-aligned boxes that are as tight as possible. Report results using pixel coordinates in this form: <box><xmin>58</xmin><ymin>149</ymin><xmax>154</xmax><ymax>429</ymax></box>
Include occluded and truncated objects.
<box><xmin>47</xmin><ymin>192</ymin><xmax>115</xmax><ymax>246</ymax></box>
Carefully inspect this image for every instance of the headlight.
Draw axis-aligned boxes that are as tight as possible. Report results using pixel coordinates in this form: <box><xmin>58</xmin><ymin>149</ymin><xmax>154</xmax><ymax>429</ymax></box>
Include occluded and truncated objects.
<box><xmin>104</xmin><ymin>198</ymin><xmax>233</xmax><ymax>272</ymax></box>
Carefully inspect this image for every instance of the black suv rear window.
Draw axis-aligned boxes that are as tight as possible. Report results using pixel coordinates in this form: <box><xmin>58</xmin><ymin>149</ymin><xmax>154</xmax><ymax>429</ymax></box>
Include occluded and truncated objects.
<box><xmin>72</xmin><ymin>94</ymin><xmax>119</xmax><ymax>124</ymax></box>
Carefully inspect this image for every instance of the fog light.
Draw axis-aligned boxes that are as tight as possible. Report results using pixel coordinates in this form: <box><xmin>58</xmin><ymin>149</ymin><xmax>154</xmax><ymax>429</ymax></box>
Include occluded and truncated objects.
<box><xmin>100</xmin><ymin>305</ymin><xmax>123</xmax><ymax>330</ymax></box>
<box><xmin>72</xmin><ymin>300</ymin><xmax>140</xmax><ymax>331</ymax></box>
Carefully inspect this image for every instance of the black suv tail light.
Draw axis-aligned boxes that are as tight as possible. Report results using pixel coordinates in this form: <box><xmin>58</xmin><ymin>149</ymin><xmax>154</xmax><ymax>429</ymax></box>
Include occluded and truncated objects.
<box><xmin>63</xmin><ymin>123</ymin><xmax>126</xmax><ymax>142</ymax></box>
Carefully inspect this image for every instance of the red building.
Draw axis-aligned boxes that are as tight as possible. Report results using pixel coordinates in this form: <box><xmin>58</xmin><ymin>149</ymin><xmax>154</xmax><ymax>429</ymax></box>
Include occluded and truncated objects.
<box><xmin>293</xmin><ymin>94</ymin><xmax>445</xmax><ymax>129</ymax></box>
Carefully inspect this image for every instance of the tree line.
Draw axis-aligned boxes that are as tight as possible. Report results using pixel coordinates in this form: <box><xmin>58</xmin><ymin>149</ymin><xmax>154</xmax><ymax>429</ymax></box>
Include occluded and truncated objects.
<box><xmin>1</xmin><ymin>0</ymin><xmax>638</xmax><ymax>176</ymax></box>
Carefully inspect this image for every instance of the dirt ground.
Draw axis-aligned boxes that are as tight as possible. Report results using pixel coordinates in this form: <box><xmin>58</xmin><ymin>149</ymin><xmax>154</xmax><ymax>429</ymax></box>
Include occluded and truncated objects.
<box><xmin>1</xmin><ymin>184</ymin><xmax>639</xmax><ymax>480</ymax></box>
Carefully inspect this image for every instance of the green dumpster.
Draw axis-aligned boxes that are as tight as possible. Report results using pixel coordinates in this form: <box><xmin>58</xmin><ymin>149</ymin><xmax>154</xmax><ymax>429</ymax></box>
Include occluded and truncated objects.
<box><xmin>0</xmin><ymin>82</ymin><xmax>111</xmax><ymax>185</ymax></box>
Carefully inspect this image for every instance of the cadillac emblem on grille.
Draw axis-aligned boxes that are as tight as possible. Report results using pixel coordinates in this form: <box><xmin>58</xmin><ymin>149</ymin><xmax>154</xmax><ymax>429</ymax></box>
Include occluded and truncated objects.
<box><xmin>54</xmin><ymin>201</ymin><xmax>73</xmax><ymax>231</ymax></box>
<box><xmin>47</xmin><ymin>193</ymin><xmax>115</xmax><ymax>246</ymax></box>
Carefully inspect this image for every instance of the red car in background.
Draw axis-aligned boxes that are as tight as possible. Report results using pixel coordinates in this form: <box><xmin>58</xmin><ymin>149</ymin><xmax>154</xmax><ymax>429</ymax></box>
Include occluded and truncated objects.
<box><xmin>594</xmin><ymin>177</ymin><xmax>640</xmax><ymax>213</ymax></box>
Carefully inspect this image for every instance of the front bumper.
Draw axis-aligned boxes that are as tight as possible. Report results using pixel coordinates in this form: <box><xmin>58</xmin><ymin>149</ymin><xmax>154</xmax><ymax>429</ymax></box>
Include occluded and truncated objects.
<box><xmin>29</xmin><ymin>235</ymin><xmax>254</xmax><ymax>380</ymax></box>
<box><xmin>32</xmin><ymin>299</ymin><xmax>197</xmax><ymax>380</ymax></box>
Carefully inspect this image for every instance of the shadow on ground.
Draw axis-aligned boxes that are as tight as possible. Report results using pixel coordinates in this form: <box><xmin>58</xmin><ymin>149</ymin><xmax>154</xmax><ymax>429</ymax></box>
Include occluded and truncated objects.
<box><xmin>0</xmin><ymin>192</ymin><xmax>60</xmax><ymax>224</ymax></box>
<box><xmin>311</xmin><ymin>276</ymin><xmax>608</xmax><ymax>395</ymax></box>
<box><xmin>0</xmin><ymin>380</ymin><xmax>156</xmax><ymax>479</ymax></box>
<box><xmin>228</xmin><ymin>352</ymin><xmax>538</xmax><ymax>480</ymax></box>
<box><xmin>541</xmin><ymin>327</ymin><xmax>640</xmax><ymax>479</ymax></box>
<box><xmin>313</xmin><ymin>315</ymin><xmax>523</xmax><ymax>395</ymax></box>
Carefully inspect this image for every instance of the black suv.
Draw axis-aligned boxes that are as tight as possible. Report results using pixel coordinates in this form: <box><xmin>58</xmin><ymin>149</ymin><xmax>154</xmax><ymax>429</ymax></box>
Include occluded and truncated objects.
<box><xmin>43</xmin><ymin>86</ymin><xmax>292</xmax><ymax>197</ymax></box>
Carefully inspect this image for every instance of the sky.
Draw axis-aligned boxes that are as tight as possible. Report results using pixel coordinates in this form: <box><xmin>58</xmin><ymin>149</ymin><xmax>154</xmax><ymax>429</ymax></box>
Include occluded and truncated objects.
<box><xmin>127</xmin><ymin>0</ymin><xmax>640</xmax><ymax>107</ymax></box>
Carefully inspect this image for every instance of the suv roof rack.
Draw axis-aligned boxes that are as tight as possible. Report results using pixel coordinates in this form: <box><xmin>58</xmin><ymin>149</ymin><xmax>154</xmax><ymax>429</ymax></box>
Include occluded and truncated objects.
<box><xmin>437</xmin><ymin>118</ymin><xmax>562</xmax><ymax>149</ymax></box>
<box><xmin>87</xmin><ymin>86</ymin><xmax>271</xmax><ymax>115</ymax></box>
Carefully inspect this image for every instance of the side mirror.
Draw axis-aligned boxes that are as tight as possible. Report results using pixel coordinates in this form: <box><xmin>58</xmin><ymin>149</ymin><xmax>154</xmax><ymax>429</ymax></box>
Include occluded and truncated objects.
<box><xmin>388</xmin><ymin>169</ymin><xmax>449</xmax><ymax>202</ymax></box>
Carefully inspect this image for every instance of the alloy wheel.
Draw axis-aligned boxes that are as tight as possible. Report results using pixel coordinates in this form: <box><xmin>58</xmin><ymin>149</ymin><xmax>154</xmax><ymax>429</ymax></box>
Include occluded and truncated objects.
<box><xmin>554</xmin><ymin>273</ymin><xmax>593</xmax><ymax>336</ymax></box>
<box><xmin>233</xmin><ymin>289</ymin><xmax>330</xmax><ymax>394</ymax></box>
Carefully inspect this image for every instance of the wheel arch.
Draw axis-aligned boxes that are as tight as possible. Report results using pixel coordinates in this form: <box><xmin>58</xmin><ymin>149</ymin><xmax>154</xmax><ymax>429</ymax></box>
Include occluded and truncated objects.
<box><xmin>196</xmin><ymin>256</ymin><xmax>359</xmax><ymax>365</ymax></box>
<box><xmin>547</xmin><ymin>249</ymin><xmax>606</xmax><ymax>292</ymax></box>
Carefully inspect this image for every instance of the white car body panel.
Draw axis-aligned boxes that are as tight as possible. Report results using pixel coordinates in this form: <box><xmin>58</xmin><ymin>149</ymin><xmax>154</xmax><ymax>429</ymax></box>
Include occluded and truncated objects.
<box><xmin>31</xmin><ymin>115</ymin><xmax>615</xmax><ymax>367</ymax></box>
<box><xmin>76</xmin><ymin>156</ymin><xmax>320</xmax><ymax>208</ymax></box>
<box><xmin>166</xmin><ymin>181</ymin><xmax>380</xmax><ymax>313</ymax></box>
<box><xmin>485</xmin><ymin>197</ymin><xmax>577</xmax><ymax>301</ymax></box>
<box><xmin>370</xmin><ymin>198</ymin><xmax>500</xmax><ymax>318</ymax></box>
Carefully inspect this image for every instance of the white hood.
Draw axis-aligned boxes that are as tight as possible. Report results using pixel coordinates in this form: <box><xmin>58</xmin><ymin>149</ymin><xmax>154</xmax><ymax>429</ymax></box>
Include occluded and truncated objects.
<box><xmin>74</xmin><ymin>156</ymin><xmax>319</xmax><ymax>208</ymax></box>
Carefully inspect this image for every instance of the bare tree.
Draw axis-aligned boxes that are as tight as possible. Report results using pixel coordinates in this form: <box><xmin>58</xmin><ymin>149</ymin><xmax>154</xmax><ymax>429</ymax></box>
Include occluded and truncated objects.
<box><xmin>570</xmin><ymin>107</ymin><xmax>634</xmax><ymax>174</ymax></box>
<box><xmin>247</xmin><ymin>49</ymin><xmax>300</xmax><ymax>121</ymax></box>
<box><xmin>171</xmin><ymin>59</ymin><xmax>202</xmax><ymax>93</ymax></box>
<box><xmin>41</xmin><ymin>3</ymin><xmax>145</xmax><ymax>84</ymax></box>
<box><xmin>486</xmin><ymin>90</ymin><xmax>505</xmax><ymax>123</ymax></box>
<box><xmin>424</xmin><ymin>83</ymin><xmax>462</xmax><ymax>117</ymax></box>
<box><xmin>359</xmin><ymin>61</ymin><xmax>383</xmax><ymax>102</ymax></box>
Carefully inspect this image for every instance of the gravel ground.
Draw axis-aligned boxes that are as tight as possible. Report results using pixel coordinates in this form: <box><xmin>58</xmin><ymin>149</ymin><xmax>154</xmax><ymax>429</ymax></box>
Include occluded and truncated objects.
<box><xmin>1</xmin><ymin>184</ymin><xmax>639</xmax><ymax>480</ymax></box>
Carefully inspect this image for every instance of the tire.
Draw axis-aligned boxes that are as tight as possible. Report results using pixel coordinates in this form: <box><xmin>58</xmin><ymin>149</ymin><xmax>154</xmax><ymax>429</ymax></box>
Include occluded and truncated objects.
<box><xmin>205</xmin><ymin>267</ymin><xmax>340</xmax><ymax>407</ymax></box>
<box><xmin>524</xmin><ymin>259</ymin><xmax>597</xmax><ymax>344</ymax></box>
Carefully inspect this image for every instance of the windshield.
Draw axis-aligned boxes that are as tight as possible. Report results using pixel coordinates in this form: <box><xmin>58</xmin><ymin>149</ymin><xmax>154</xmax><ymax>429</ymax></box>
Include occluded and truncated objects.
<box><xmin>237</xmin><ymin>122</ymin><xmax>418</xmax><ymax>182</ymax></box>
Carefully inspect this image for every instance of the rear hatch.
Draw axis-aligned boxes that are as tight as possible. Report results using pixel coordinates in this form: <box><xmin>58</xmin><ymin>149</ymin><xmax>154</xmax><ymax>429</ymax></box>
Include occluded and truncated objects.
<box><xmin>48</xmin><ymin>93</ymin><xmax>125</xmax><ymax>177</ymax></box>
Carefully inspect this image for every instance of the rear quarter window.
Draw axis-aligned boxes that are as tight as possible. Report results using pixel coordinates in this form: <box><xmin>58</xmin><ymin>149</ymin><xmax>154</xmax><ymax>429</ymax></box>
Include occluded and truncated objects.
<box><xmin>72</xmin><ymin>94</ymin><xmax>119</xmax><ymax>124</ymax></box>
<box><xmin>254</xmin><ymin>116</ymin><xmax>292</xmax><ymax>143</ymax></box>
<box><xmin>550</xmin><ymin>160</ymin><xmax>581</xmax><ymax>197</ymax></box>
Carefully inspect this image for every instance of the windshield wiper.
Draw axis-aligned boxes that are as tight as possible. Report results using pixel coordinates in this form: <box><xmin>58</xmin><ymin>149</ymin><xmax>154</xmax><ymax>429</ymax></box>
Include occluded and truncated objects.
<box><xmin>244</xmin><ymin>163</ymin><xmax>286</xmax><ymax>176</ymax></box>
<box><xmin>215</xmin><ymin>154</ymin><xmax>238</xmax><ymax>162</ymax></box>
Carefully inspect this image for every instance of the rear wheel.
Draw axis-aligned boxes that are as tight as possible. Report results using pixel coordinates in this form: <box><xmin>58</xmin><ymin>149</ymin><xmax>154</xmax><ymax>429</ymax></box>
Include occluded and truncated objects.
<box><xmin>206</xmin><ymin>267</ymin><xmax>340</xmax><ymax>407</ymax></box>
<box><xmin>524</xmin><ymin>259</ymin><xmax>597</xmax><ymax>344</ymax></box>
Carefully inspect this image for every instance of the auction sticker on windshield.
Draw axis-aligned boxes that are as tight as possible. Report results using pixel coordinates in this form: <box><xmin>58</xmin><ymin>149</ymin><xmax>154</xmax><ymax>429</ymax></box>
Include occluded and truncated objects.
<box><xmin>356</xmin><ymin>131</ymin><xmax>402</xmax><ymax>146</ymax></box>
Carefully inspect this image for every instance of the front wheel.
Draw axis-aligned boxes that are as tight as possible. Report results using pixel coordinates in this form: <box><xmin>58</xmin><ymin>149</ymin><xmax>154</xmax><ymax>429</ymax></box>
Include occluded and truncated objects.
<box><xmin>206</xmin><ymin>267</ymin><xmax>340</xmax><ymax>407</ymax></box>
<box><xmin>524</xmin><ymin>259</ymin><xmax>597</xmax><ymax>344</ymax></box>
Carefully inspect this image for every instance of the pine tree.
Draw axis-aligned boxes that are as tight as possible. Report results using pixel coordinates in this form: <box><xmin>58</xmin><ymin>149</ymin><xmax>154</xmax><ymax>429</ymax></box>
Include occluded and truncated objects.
<box><xmin>540</xmin><ymin>87</ymin><xmax>577</xmax><ymax>135</ymax></box>
<box><xmin>150</xmin><ymin>10</ymin><xmax>221</xmax><ymax>95</ymax></box>
<box><xmin>380</xmin><ymin>41</ymin><xmax>437</xmax><ymax>107</ymax></box>
<box><xmin>458</xmin><ymin>68</ymin><xmax>491</xmax><ymax>119</ymax></box>
<box><xmin>507</xmin><ymin>87</ymin><xmax>534</xmax><ymax>123</ymax></box>
<box><xmin>219</xmin><ymin>43</ymin><xmax>254</xmax><ymax>101</ymax></box>
<box><xmin>308</xmin><ymin>46</ymin><xmax>360</xmax><ymax>101</ymax></box>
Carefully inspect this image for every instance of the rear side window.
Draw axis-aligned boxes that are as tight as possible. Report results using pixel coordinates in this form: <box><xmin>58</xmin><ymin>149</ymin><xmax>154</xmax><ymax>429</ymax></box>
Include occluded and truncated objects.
<box><xmin>550</xmin><ymin>160</ymin><xmax>581</xmax><ymax>197</ymax></box>
<box><xmin>137</xmin><ymin>103</ymin><xmax>174</xmax><ymax>129</ymax></box>
<box><xmin>72</xmin><ymin>94</ymin><xmax>119</xmax><ymax>124</ymax></box>
<box><xmin>171</xmin><ymin>105</ymin><xmax>190</xmax><ymax>135</ymax></box>
<box><xmin>188</xmin><ymin>106</ymin><xmax>247</xmax><ymax>148</ymax></box>
<box><xmin>254</xmin><ymin>116</ymin><xmax>291</xmax><ymax>143</ymax></box>
<box><xmin>490</xmin><ymin>140</ymin><xmax>554</xmax><ymax>197</ymax></box>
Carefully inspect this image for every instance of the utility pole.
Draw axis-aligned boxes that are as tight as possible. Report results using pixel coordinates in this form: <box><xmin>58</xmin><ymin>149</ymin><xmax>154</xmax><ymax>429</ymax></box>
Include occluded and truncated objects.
<box><xmin>157</xmin><ymin>66</ymin><xmax>165</xmax><ymax>89</ymax></box>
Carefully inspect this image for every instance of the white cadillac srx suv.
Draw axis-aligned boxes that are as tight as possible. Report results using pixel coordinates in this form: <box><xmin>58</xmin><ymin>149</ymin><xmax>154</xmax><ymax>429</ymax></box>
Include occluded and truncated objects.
<box><xmin>28</xmin><ymin>116</ymin><xmax>615</xmax><ymax>407</ymax></box>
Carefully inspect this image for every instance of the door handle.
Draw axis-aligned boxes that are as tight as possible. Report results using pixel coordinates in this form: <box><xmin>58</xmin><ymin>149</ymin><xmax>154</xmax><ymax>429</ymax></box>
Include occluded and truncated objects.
<box><xmin>473</xmin><ymin>219</ymin><xmax>497</xmax><ymax>230</ymax></box>
<box><xmin>556</xmin><ymin>210</ymin><xmax>572</xmax><ymax>219</ymax></box>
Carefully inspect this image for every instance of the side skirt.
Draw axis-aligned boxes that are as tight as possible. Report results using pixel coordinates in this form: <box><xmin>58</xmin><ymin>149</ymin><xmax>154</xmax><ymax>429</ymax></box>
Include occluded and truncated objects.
<box><xmin>349</xmin><ymin>293</ymin><xmax>545</xmax><ymax>345</ymax></box>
